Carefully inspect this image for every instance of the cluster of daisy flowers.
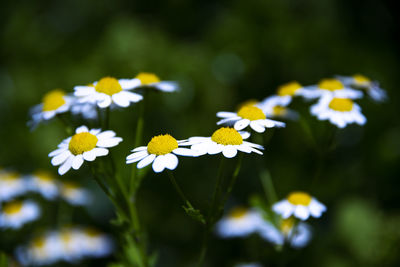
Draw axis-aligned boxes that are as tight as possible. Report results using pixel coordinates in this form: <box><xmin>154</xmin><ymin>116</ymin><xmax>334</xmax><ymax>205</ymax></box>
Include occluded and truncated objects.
<box><xmin>216</xmin><ymin>191</ymin><xmax>326</xmax><ymax>249</ymax></box>
<box><xmin>0</xmin><ymin>169</ymin><xmax>90</xmax><ymax>230</ymax></box>
<box><xmin>254</xmin><ymin>74</ymin><xmax>386</xmax><ymax>128</ymax></box>
<box><xmin>28</xmin><ymin>73</ymin><xmax>179</xmax><ymax>128</ymax></box>
<box><xmin>16</xmin><ymin>226</ymin><xmax>113</xmax><ymax>266</ymax></box>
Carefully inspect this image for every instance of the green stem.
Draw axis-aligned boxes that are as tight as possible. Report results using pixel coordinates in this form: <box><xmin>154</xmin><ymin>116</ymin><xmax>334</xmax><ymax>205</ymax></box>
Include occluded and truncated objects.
<box><xmin>260</xmin><ymin>169</ymin><xmax>278</xmax><ymax>206</ymax></box>
<box><xmin>130</xmin><ymin>100</ymin><xmax>145</xmax><ymax>195</ymax></box>
<box><xmin>104</xmin><ymin>106</ymin><xmax>110</xmax><ymax>129</ymax></box>
<box><xmin>167</xmin><ymin>171</ymin><xmax>194</xmax><ymax>209</ymax></box>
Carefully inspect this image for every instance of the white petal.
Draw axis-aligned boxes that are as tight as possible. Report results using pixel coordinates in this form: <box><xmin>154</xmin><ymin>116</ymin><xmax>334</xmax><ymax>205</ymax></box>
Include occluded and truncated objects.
<box><xmin>164</xmin><ymin>154</ymin><xmax>179</xmax><ymax>170</ymax></box>
<box><xmin>152</xmin><ymin>155</ymin><xmax>167</xmax><ymax>173</ymax></box>
<box><xmin>97</xmin><ymin>95</ymin><xmax>112</xmax><ymax>108</ymax></box>
<box><xmin>131</xmin><ymin>146</ymin><xmax>148</xmax><ymax>152</ymax></box>
<box><xmin>172</xmin><ymin>147</ymin><xmax>199</xmax><ymax>157</ymax></box>
<box><xmin>72</xmin><ymin>155</ymin><xmax>84</xmax><ymax>170</ymax></box>
<box><xmin>250</xmin><ymin>121</ymin><xmax>265</xmax><ymax>133</ymax></box>
<box><xmin>216</xmin><ymin>112</ymin><xmax>237</xmax><ymax>118</ymax></box>
<box><xmin>49</xmin><ymin>148</ymin><xmax>67</xmax><ymax>157</ymax></box>
<box><xmin>118</xmin><ymin>78</ymin><xmax>141</xmax><ymax>89</ymax></box>
<box><xmin>92</xmin><ymin>147</ymin><xmax>109</xmax><ymax>157</ymax></box>
<box><xmin>83</xmin><ymin>150</ymin><xmax>96</xmax><ymax>161</ymax></box>
<box><xmin>155</xmin><ymin>81</ymin><xmax>179</xmax><ymax>92</ymax></box>
<box><xmin>207</xmin><ymin>143</ymin><xmax>224</xmax><ymax>155</ymax></box>
<box><xmin>294</xmin><ymin>205</ymin><xmax>310</xmax><ymax>220</ymax></box>
<box><xmin>126</xmin><ymin>150</ymin><xmax>148</xmax><ymax>160</ymax></box>
<box><xmin>112</xmin><ymin>93</ymin><xmax>130</xmax><ymax>107</ymax></box>
<box><xmin>123</xmin><ymin>91</ymin><xmax>143</xmax><ymax>102</ymax></box>
<box><xmin>137</xmin><ymin>154</ymin><xmax>156</xmax><ymax>169</ymax></box>
<box><xmin>234</xmin><ymin>119</ymin><xmax>250</xmax><ymax>130</ymax></box>
<box><xmin>74</xmin><ymin>86</ymin><xmax>95</xmax><ymax>96</ymax></box>
<box><xmin>58</xmin><ymin>156</ymin><xmax>74</xmax><ymax>175</ymax></box>
<box><xmin>222</xmin><ymin>146</ymin><xmax>238</xmax><ymax>158</ymax></box>
<box><xmin>96</xmin><ymin>130</ymin><xmax>116</xmax><ymax>139</ymax></box>
<box><xmin>97</xmin><ymin>137</ymin><xmax>122</xmax><ymax>147</ymax></box>
<box><xmin>76</xmin><ymin>125</ymin><xmax>89</xmax><ymax>133</ymax></box>
<box><xmin>51</xmin><ymin>151</ymin><xmax>72</xmax><ymax>166</ymax></box>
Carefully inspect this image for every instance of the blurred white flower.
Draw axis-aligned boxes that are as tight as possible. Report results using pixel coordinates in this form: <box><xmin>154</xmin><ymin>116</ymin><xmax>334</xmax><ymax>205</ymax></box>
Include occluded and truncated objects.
<box><xmin>60</xmin><ymin>182</ymin><xmax>91</xmax><ymax>206</ymax></box>
<box><xmin>303</xmin><ymin>78</ymin><xmax>363</xmax><ymax>100</ymax></box>
<box><xmin>0</xmin><ymin>171</ymin><xmax>29</xmax><ymax>202</ymax></box>
<box><xmin>336</xmin><ymin>74</ymin><xmax>387</xmax><ymax>102</ymax></box>
<box><xmin>49</xmin><ymin>126</ymin><xmax>122</xmax><ymax>175</ymax></box>
<box><xmin>272</xmin><ymin>191</ymin><xmax>326</xmax><ymax>221</ymax></box>
<box><xmin>70</xmin><ymin>102</ymin><xmax>98</xmax><ymax>120</ymax></box>
<box><xmin>27</xmin><ymin>170</ymin><xmax>59</xmax><ymax>200</ymax></box>
<box><xmin>258</xmin><ymin>95</ymin><xmax>299</xmax><ymax>120</ymax></box>
<box><xmin>0</xmin><ymin>200</ymin><xmax>40</xmax><ymax>229</ymax></box>
<box><xmin>129</xmin><ymin>72</ymin><xmax>179</xmax><ymax>92</ymax></box>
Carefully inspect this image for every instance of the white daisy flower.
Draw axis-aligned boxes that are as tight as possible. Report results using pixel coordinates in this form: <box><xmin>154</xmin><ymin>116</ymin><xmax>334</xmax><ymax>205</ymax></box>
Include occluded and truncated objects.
<box><xmin>258</xmin><ymin>217</ymin><xmax>312</xmax><ymax>248</ymax></box>
<box><xmin>27</xmin><ymin>170</ymin><xmax>59</xmax><ymax>200</ymax></box>
<box><xmin>0</xmin><ymin>171</ymin><xmax>29</xmax><ymax>202</ymax></box>
<box><xmin>258</xmin><ymin>95</ymin><xmax>299</xmax><ymax>120</ymax></box>
<box><xmin>60</xmin><ymin>182</ymin><xmax>91</xmax><ymax>206</ymax></box>
<box><xmin>337</xmin><ymin>74</ymin><xmax>387</xmax><ymax>102</ymax></box>
<box><xmin>181</xmin><ymin>127</ymin><xmax>263</xmax><ymax>158</ymax></box>
<box><xmin>49</xmin><ymin>125</ymin><xmax>123</xmax><ymax>175</ymax></box>
<box><xmin>29</xmin><ymin>89</ymin><xmax>74</xmax><ymax>128</ymax></box>
<box><xmin>310</xmin><ymin>95</ymin><xmax>366</xmax><ymax>128</ymax></box>
<box><xmin>128</xmin><ymin>72</ymin><xmax>179</xmax><ymax>92</ymax></box>
<box><xmin>74</xmin><ymin>77</ymin><xmax>143</xmax><ymax>108</ymax></box>
<box><xmin>70</xmin><ymin>102</ymin><xmax>98</xmax><ymax>120</ymax></box>
<box><xmin>126</xmin><ymin>134</ymin><xmax>199</xmax><ymax>173</ymax></box>
<box><xmin>16</xmin><ymin>232</ymin><xmax>62</xmax><ymax>266</ymax></box>
<box><xmin>216</xmin><ymin>207</ymin><xmax>264</xmax><ymax>238</ymax></box>
<box><xmin>80</xmin><ymin>227</ymin><xmax>113</xmax><ymax>258</ymax></box>
<box><xmin>272</xmin><ymin>192</ymin><xmax>326</xmax><ymax>221</ymax></box>
<box><xmin>271</xmin><ymin>81</ymin><xmax>311</xmax><ymax>104</ymax></box>
<box><xmin>303</xmin><ymin>78</ymin><xmax>363</xmax><ymax>100</ymax></box>
<box><xmin>217</xmin><ymin>105</ymin><xmax>285</xmax><ymax>133</ymax></box>
<box><xmin>0</xmin><ymin>200</ymin><xmax>40</xmax><ymax>229</ymax></box>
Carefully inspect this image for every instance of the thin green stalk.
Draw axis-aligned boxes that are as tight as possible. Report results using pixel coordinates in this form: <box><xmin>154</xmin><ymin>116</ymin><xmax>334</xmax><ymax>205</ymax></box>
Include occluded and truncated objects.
<box><xmin>260</xmin><ymin>169</ymin><xmax>278</xmax><ymax>206</ymax></box>
<box><xmin>130</xmin><ymin>100</ymin><xmax>145</xmax><ymax>195</ymax></box>
<box><xmin>167</xmin><ymin>171</ymin><xmax>194</xmax><ymax>209</ymax></box>
<box><xmin>104</xmin><ymin>106</ymin><xmax>110</xmax><ymax>129</ymax></box>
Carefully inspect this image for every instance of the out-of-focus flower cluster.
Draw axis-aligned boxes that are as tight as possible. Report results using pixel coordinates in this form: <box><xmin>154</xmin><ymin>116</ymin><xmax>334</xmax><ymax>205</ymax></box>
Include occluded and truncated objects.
<box><xmin>16</xmin><ymin>226</ymin><xmax>113</xmax><ymax>266</ymax></box>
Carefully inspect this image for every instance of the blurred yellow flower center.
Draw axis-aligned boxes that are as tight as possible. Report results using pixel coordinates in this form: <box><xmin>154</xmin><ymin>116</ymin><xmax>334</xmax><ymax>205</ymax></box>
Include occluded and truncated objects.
<box><xmin>277</xmin><ymin>81</ymin><xmax>302</xmax><ymax>96</ymax></box>
<box><xmin>318</xmin><ymin>79</ymin><xmax>344</xmax><ymax>91</ymax></box>
<box><xmin>68</xmin><ymin>132</ymin><xmax>98</xmax><ymax>155</ymax></box>
<box><xmin>229</xmin><ymin>207</ymin><xmax>248</xmax><ymax>219</ymax></box>
<box><xmin>32</xmin><ymin>237</ymin><xmax>46</xmax><ymax>249</ymax></box>
<box><xmin>42</xmin><ymin>89</ymin><xmax>66</xmax><ymax>112</ymax></box>
<box><xmin>95</xmin><ymin>77</ymin><xmax>122</xmax><ymax>95</ymax></box>
<box><xmin>281</xmin><ymin>217</ymin><xmax>295</xmax><ymax>235</ymax></box>
<box><xmin>62</xmin><ymin>182</ymin><xmax>79</xmax><ymax>195</ymax></box>
<box><xmin>287</xmin><ymin>192</ymin><xmax>312</xmax><ymax>205</ymax></box>
<box><xmin>237</xmin><ymin>99</ymin><xmax>259</xmax><ymax>110</ymax></box>
<box><xmin>61</xmin><ymin>232</ymin><xmax>72</xmax><ymax>244</ymax></box>
<box><xmin>136</xmin><ymin>72</ymin><xmax>160</xmax><ymax>85</ymax></box>
<box><xmin>3</xmin><ymin>201</ymin><xmax>23</xmax><ymax>215</ymax></box>
<box><xmin>0</xmin><ymin>172</ymin><xmax>19</xmax><ymax>183</ymax></box>
<box><xmin>34</xmin><ymin>170</ymin><xmax>54</xmax><ymax>183</ymax></box>
<box><xmin>272</xmin><ymin>106</ymin><xmax>287</xmax><ymax>116</ymax></box>
<box><xmin>211</xmin><ymin>127</ymin><xmax>243</xmax><ymax>145</ymax></box>
<box><xmin>353</xmin><ymin>74</ymin><xmax>370</xmax><ymax>84</ymax></box>
<box><xmin>85</xmin><ymin>228</ymin><xmax>101</xmax><ymax>238</ymax></box>
<box><xmin>329</xmin><ymin>98</ymin><xmax>353</xmax><ymax>112</ymax></box>
<box><xmin>237</xmin><ymin>106</ymin><xmax>266</xmax><ymax>120</ymax></box>
<box><xmin>147</xmin><ymin>134</ymin><xmax>178</xmax><ymax>155</ymax></box>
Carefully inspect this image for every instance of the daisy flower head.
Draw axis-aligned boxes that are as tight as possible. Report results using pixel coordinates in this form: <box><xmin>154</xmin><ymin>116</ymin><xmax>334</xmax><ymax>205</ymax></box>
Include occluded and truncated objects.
<box><xmin>27</xmin><ymin>170</ymin><xmax>59</xmax><ymax>200</ymax></box>
<box><xmin>128</xmin><ymin>72</ymin><xmax>179</xmax><ymax>92</ymax></box>
<box><xmin>181</xmin><ymin>127</ymin><xmax>263</xmax><ymax>158</ymax></box>
<box><xmin>272</xmin><ymin>191</ymin><xmax>326</xmax><ymax>221</ymax></box>
<box><xmin>310</xmin><ymin>95</ymin><xmax>366</xmax><ymax>128</ymax></box>
<box><xmin>216</xmin><ymin>207</ymin><xmax>263</xmax><ymax>238</ymax></box>
<box><xmin>303</xmin><ymin>78</ymin><xmax>363</xmax><ymax>100</ymax></box>
<box><xmin>29</xmin><ymin>89</ymin><xmax>74</xmax><ymax>128</ymax></box>
<box><xmin>126</xmin><ymin>134</ymin><xmax>199</xmax><ymax>173</ymax></box>
<box><xmin>217</xmin><ymin>105</ymin><xmax>285</xmax><ymax>133</ymax></box>
<box><xmin>0</xmin><ymin>171</ymin><xmax>29</xmax><ymax>202</ymax></box>
<box><xmin>49</xmin><ymin>126</ymin><xmax>122</xmax><ymax>175</ymax></box>
<box><xmin>258</xmin><ymin>217</ymin><xmax>312</xmax><ymax>248</ymax></box>
<box><xmin>337</xmin><ymin>74</ymin><xmax>387</xmax><ymax>102</ymax></box>
<box><xmin>0</xmin><ymin>200</ymin><xmax>40</xmax><ymax>229</ymax></box>
<box><xmin>74</xmin><ymin>77</ymin><xmax>143</xmax><ymax>108</ymax></box>
<box><xmin>275</xmin><ymin>81</ymin><xmax>309</xmax><ymax>102</ymax></box>
<box><xmin>60</xmin><ymin>182</ymin><xmax>91</xmax><ymax>206</ymax></box>
<box><xmin>258</xmin><ymin>95</ymin><xmax>299</xmax><ymax>120</ymax></box>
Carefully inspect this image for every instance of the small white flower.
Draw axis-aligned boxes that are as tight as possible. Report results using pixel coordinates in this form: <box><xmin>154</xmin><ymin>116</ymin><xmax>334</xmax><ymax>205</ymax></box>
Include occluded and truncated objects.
<box><xmin>303</xmin><ymin>78</ymin><xmax>363</xmax><ymax>100</ymax></box>
<box><xmin>216</xmin><ymin>207</ymin><xmax>264</xmax><ymax>238</ymax></box>
<box><xmin>27</xmin><ymin>170</ymin><xmax>59</xmax><ymax>200</ymax></box>
<box><xmin>181</xmin><ymin>127</ymin><xmax>263</xmax><ymax>158</ymax></box>
<box><xmin>126</xmin><ymin>134</ymin><xmax>199</xmax><ymax>173</ymax></box>
<box><xmin>80</xmin><ymin>227</ymin><xmax>114</xmax><ymax>258</ymax></box>
<box><xmin>217</xmin><ymin>105</ymin><xmax>285</xmax><ymax>133</ymax></box>
<box><xmin>0</xmin><ymin>200</ymin><xmax>40</xmax><ymax>229</ymax></box>
<box><xmin>60</xmin><ymin>182</ymin><xmax>91</xmax><ymax>206</ymax></box>
<box><xmin>258</xmin><ymin>95</ymin><xmax>299</xmax><ymax>120</ymax></box>
<box><xmin>272</xmin><ymin>191</ymin><xmax>326</xmax><ymax>221</ymax></box>
<box><xmin>74</xmin><ymin>77</ymin><xmax>143</xmax><ymax>108</ymax></box>
<box><xmin>258</xmin><ymin>217</ymin><xmax>312</xmax><ymax>248</ymax></box>
<box><xmin>128</xmin><ymin>72</ymin><xmax>179</xmax><ymax>92</ymax></box>
<box><xmin>29</xmin><ymin>89</ymin><xmax>74</xmax><ymax>128</ymax></box>
<box><xmin>49</xmin><ymin>125</ymin><xmax>122</xmax><ymax>175</ymax></box>
<box><xmin>337</xmin><ymin>74</ymin><xmax>387</xmax><ymax>102</ymax></box>
<box><xmin>310</xmin><ymin>95</ymin><xmax>366</xmax><ymax>128</ymax></box>
<box><xmin>0</xmin><ymin>171</ymin><xmax>29</xmax><ymax>202</ymax></box>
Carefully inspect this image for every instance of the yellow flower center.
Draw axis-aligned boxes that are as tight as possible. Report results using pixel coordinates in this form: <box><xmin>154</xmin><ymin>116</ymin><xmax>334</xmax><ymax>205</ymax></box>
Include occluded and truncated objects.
<box><xmin>1</xmin><ymin>172</ymin><xmax>19</xmax><ymax>183</ymax></box>
<box><xmin>34</xmin><ymin>170</ymin><xmax>54</xmax><ymax>183</ymax></box>
<box><xmin>211</xmin><ymin>127</ymin><xmax>243</xmax><ymax>146</ymax></box>
<box><xmin>237</xmin><ymin>99</ymin><xmax>259</xmax><ymax>110</ymax></box>
<box><xmin>68</xmin><ymin>132</ymin><xmax>98</xmax><ymax>155</ymax></box>
<box><xmin>277</xmin><ymin>81</ymin><xmax>302</xmax><ymax>96</ymax></box>
<box><xmin>328</xmin><ymin>98</ymin><xmax>354</xmax><ymax>112</ymax></box>
<box><xmin>229</xmin><ymin>207</ymin><xmax>248</xmax><ymax>219</ymax></box>
<box><xmin>318</xmin><ymin>79</ymin><xmax>344</xmax><ymax>91</ymax></box>
<box><xmin>272</xmin><ymin>106</ymin><xmax>287</xmax><ymax>116</ymax></box>
<box><xmin>95</xmin><ymin>77</ymin><xmax>123</xmax><ymax>96</ymax></box>
<box><xmin>147</xmin><ymin>134</ymin><xmax>178</xmax><ymax>155</ymax></box>
<box><xmin>136</xmin><ymin>72</ymin><xmax>161</xmax><ymax>85</ymax></box>
<box><xmin>237</xmin><ymin>106</ymin><xmax>266</xmax><ymax>120</ymax></box>
<box><xmin>280</xmin><ymin>217</ymin><xmax>295</xmax><ymax>235</ymax></box>
<box><xmin>353</xmin><ymin>74</ymin><xmax>371</xmax><ymax>84</ymax></box>
<box><xmin>3</xmin><ymin>201</ymin><xmax>23</xmax><ymax>215</ymax></box>
<box><xmin>287</xmin><ymin>192</ymin><xmax>312</xmax><ymax>205</ymax></box>
<box><xmin>42</xmin><ymin>89</ymin><xmax>66</xmax><ymax>112</ymax></box>
<box><xmin>32</xmin><ymin>237</ymin><xmax>46</xmax><ymax>249</ymax></box>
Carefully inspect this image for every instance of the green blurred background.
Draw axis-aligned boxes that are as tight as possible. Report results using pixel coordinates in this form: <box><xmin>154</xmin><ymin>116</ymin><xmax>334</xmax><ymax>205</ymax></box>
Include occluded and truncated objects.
<box><xmin>1</xmin><ymin>0</ymin><xmax>400</xmax><ymax>266</ymax></box>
